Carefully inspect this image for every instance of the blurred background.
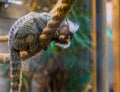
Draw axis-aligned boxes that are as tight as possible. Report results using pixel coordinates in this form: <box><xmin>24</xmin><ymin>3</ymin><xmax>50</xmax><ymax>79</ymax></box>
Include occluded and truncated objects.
<box><xmin>0</xmin><ymin>0</ymin><xmax>119</xmax><ymax>92</ymax></box>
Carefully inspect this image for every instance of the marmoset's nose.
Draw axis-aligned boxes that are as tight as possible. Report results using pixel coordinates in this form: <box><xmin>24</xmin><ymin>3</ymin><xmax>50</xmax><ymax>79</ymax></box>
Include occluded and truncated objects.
<box><xmin>59</xmin><ymin>35</ymin><xmax>66</xmax><ymax>42</ymax></box>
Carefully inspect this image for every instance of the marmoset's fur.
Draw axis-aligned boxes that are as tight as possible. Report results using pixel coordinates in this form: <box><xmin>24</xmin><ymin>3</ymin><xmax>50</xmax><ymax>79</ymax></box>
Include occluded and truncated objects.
<box><xmin>8</xmin><ymin>12</ymin><xmax>79</xmax><ymax>92</ymax></box>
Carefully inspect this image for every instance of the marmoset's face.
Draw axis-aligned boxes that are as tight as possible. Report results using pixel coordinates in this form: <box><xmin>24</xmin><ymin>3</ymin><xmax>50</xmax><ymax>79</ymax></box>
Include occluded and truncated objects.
<box><xmin>54</xmin><ymin>19</ymin><xmax>79</xmax><ymax>49</ymax></box>
<box><xmin>58</xmin><ymin>24</ymin><xmax>73</xmax><ymax>44</ymax></box>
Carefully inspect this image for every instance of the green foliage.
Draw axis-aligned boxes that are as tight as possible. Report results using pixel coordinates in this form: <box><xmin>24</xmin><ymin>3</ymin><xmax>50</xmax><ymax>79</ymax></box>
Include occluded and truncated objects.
<box><xmin>39</xmin><ymin>0</ymin><xmax>93</xmax><ymax>91</ymax></box>
<box><xmin>0</xmin><ymin>64</ymin><xmax>9</xmax><ymax>76</ymax></box>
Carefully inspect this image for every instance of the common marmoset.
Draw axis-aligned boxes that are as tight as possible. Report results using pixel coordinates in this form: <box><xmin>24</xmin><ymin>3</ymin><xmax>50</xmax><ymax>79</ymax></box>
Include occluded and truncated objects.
<box><xmin>8</xmin><ymin>12</ymin><xmax>79</xmax><ymax>92</ymax></box>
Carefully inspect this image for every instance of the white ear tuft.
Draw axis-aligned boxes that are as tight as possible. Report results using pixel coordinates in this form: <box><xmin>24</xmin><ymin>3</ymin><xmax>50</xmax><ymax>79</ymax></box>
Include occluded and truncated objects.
<box><xmin>66</xmin><ymin>18</ymin><xmax>79</xmax><ymax>33</ymax></box>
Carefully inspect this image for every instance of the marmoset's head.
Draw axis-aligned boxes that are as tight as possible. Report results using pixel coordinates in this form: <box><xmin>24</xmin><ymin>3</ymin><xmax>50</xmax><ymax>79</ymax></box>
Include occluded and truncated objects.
<box><xmin>54</xmin><ymin>19</ymin><xmax>79</xmax><ymax>49</ymax></box>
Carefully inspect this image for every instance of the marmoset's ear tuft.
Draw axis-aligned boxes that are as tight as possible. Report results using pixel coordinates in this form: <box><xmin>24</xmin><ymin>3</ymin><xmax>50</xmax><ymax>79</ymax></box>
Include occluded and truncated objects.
<box><xmin>65</xmin><ymin>18</ymin><xmax>79</xmax><ymax>33</ymax></box>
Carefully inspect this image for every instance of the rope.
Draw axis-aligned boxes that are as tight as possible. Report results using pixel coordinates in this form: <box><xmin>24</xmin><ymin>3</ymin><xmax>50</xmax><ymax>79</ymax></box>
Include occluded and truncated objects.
<box><xmin>0</xmin><ymin>35</ymin><xmax>9</xmax><ymax>42</ymax></box>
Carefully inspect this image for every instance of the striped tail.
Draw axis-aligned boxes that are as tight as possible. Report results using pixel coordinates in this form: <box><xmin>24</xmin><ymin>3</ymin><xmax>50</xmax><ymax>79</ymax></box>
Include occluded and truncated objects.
<box><xmin>10</xmin><ymin>49</ymin><xmax>22</xmax><ymax>92</ymax></box>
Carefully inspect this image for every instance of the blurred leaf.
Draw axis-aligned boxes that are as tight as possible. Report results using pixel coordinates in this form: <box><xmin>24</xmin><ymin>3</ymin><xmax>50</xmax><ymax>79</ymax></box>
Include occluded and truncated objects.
<box><xmin>74</xmin><ymin>33</ymin><xmax>86</xmax><ymax>48</ymax></box>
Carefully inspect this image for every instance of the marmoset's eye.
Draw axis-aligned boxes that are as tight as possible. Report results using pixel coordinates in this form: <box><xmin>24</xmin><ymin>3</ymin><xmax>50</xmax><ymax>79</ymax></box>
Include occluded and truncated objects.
<box><xmin>66</xmin><ymin>36</ymin><xmax>69</xmax><ymax>39</ymax></box>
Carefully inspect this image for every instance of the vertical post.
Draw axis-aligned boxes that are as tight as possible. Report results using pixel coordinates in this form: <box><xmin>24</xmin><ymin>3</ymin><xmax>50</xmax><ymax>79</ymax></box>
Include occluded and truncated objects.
<box><xmin>96</xmin><ymin>0</ymin><xmax>109</xmax><ymax>92</ymax></box>
<box><xmin>92</xmin><ymin>0</ymin><xmax>97</xmax><ymax>92</ymax></box>
<box><xmin>113</xmin><ymin>0</ymin><xmax>120</xmax><ymax>92</ymax></box>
